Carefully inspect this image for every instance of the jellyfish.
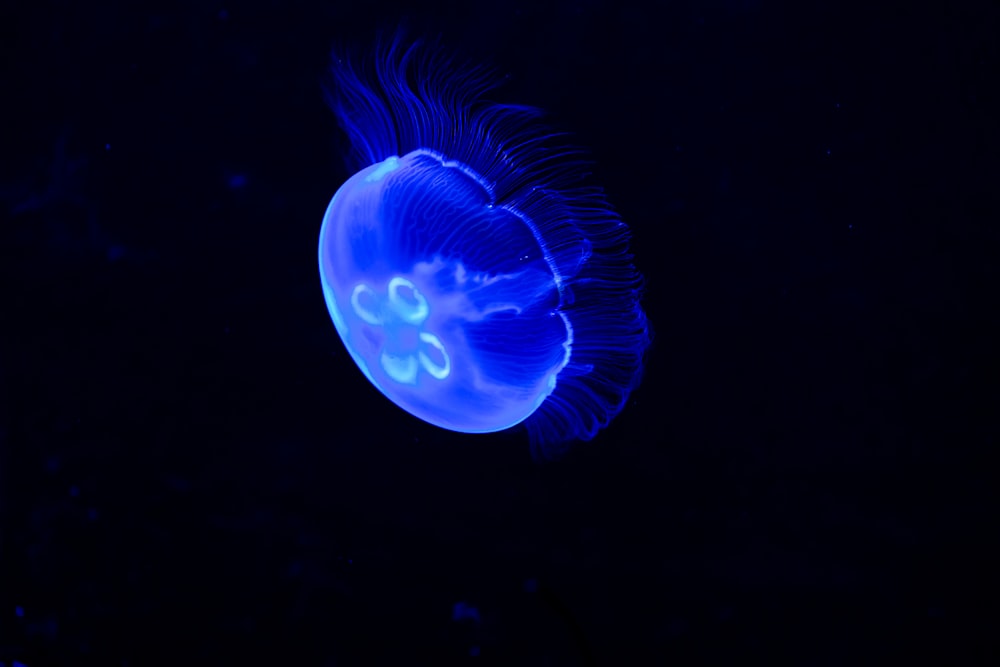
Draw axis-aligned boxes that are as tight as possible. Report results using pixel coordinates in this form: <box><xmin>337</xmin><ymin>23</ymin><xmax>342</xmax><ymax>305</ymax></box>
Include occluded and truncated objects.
<box><xmin>318</xmin><ymin>34</ymin><xmax>651</xmax><ymax>458</ymax></box>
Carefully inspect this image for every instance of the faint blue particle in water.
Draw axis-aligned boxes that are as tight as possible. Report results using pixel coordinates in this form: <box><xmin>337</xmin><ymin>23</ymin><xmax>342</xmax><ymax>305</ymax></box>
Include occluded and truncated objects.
<box><xmin>318</xmin><ymin>34</ymin><xmax>651</xmax><ymax>458</ymax></box>
<box><xmin>15</xmin><ymin>605</ymin><xmax>24</xmax><ymax>617</ymax></box>
<box><xmin>452</xmin><ymin>601</ymin><xmax>481</xmax><ymax>624</ymax></box>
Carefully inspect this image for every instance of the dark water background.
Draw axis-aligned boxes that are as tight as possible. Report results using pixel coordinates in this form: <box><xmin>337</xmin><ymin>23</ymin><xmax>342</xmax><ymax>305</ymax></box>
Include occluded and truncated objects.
<box><xmin>2</xmin><ymin>1</ymin><xmax>997</xmax><ymax>664</ymax></box>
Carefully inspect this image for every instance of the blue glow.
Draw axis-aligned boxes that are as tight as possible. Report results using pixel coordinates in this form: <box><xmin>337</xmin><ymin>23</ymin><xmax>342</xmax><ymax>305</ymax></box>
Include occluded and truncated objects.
<box><xmin>319</xmin><ymin>34</ymin><xmax>651</xmax><ymax>457</ymax></box>
<box><xmin>452</xmin><ymin>601</ymin><xmax>481</xmax><ymax>623</ymax></box>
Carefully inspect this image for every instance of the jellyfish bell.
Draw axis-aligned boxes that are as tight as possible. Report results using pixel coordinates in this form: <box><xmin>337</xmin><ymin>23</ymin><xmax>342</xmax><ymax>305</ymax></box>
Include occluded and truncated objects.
<box><xmin>318</xmin><ymin>35</ymin><xmax>651</xmax><ymax>458</ymax></box>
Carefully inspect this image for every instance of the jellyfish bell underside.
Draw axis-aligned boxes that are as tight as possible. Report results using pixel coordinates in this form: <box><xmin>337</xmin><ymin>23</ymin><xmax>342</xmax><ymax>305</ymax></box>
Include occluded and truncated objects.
<box><xmin>319</xmin><ymin>38</ymin><xmax>650</xmax><ymax>457</ymax></box>
<box><xmin>320</xmin><ymin>148</ymin><xmax>570</xmax><ymax>435</ymax></box>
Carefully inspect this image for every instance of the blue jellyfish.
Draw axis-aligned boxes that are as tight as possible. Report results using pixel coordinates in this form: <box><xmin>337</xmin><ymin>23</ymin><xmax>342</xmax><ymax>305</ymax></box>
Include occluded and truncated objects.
<box><xmin>318</xmin><ymin>35</ymin><xmax>651</xmax><ymax>457</ymax></box>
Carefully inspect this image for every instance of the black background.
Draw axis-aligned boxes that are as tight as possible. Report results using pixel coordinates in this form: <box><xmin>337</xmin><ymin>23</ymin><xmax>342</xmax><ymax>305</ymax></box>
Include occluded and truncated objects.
<box><xmin>2</xmin><ymin>1</ymin><xmax>998</xmax><ymax>665</ymax></box>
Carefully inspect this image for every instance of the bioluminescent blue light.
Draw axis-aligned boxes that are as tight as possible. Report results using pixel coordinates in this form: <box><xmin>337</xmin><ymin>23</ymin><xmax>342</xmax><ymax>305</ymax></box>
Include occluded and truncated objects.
<box><xmin>318</xmin><ymin>35</ymin><xmax>651</xmax><ymax>458</ymax></box>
